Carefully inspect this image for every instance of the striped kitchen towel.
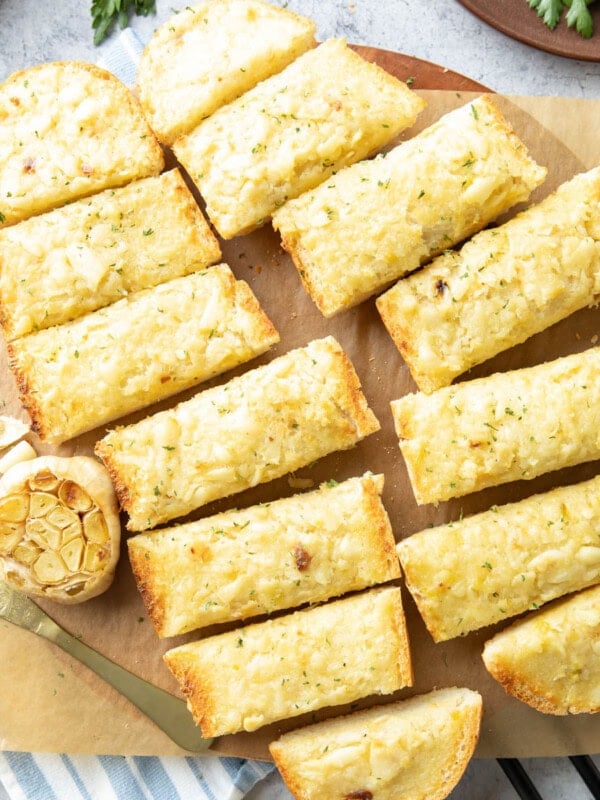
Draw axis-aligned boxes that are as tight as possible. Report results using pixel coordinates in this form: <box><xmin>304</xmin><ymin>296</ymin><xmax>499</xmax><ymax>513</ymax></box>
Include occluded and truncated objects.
<box><xmin>0</xmin><ymin>752</ymin><xmax>274</xmax><ymax>800</ymax></box>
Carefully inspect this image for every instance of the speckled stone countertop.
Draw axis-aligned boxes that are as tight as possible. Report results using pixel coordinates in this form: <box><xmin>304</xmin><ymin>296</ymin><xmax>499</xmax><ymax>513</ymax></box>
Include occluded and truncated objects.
<box><xmin>0</xmin><ymin>1</ymin><xmax>599</xmax><ymax>798</ymax></box>
<box><xmin>2</xmin><ymin>0</ymin><xmax>600</xmax><ymax>95</ymax></box>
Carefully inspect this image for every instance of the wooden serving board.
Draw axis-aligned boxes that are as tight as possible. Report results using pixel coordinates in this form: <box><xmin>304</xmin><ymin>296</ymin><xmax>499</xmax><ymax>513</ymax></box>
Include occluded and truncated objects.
<box><xmin>1</xmin><ymin>48</ymin><xmax>599</xmax><ymax>762</ymax></box>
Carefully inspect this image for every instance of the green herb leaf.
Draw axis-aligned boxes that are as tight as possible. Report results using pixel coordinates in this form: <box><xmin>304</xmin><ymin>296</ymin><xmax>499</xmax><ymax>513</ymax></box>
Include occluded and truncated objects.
<box><xmin>565</xmin><ymin>0</ymin><xmax>595</xmax><ymax>37</ymax></box>
<box><xmin>528</xmin><ymin>0</ymin><xmax>564</xmax><ymax>29</ymax></box>
<box><xmin>91</xmin><ymin>0</ymin><xmax>156</xmax><ymax>46</ymax></box>
<box><xmin>527</xmin><ymin>0</ymin><xmax>595</xmax><ymax>37</ymax></box>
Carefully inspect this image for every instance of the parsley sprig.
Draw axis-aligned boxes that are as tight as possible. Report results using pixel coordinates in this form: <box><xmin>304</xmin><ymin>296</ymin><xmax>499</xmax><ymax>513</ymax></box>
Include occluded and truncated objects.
<box><xmin>91</xmin><ymin>0</ymin><xmax>156</xmax><ymax>45</ymax></box>
<box><xmin>527</xmin><ymin>0</ymin><xmax>595</xmax><ymax>38</ymax></box>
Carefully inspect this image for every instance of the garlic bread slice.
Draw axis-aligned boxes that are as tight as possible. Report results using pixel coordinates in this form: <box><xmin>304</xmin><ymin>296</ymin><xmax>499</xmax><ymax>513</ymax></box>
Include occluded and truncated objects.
<box><xmin>483</xmin><ymin>585</ymin><xmax>600</xmax><ymax>715</ymax></box>
<box><xmin>164</xmin><ymin>587</ymin><xmax>412</xmax><ymax>737</ymax></box>
<box><xmin>270</xmin><ymin>687</ymin><xmax>482</xmax><ymax>800</ymax></box>
<box><xmin>0</xmin><ymin>61</ymin><xmax>163</xmax><ymax>227</ymax></box>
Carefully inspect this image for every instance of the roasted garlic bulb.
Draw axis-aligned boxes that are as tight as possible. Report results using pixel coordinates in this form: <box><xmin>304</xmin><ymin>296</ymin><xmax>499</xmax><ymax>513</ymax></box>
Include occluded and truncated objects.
<box><xmin>0</xmin><ymin>455</ymin><xmax>121</xmax><ymax>603</ymax></box>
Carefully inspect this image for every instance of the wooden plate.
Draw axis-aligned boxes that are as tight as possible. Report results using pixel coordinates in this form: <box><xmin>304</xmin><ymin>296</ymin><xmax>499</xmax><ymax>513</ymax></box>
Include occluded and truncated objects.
<box><xmin>459</xmin><ymin>0</ymin><xmax>600</xmax><ymax>61</ymax></box>
<box><xmin>349</xmin><ymin>45</ymin><xmax>490</xmax><ymax>91</ymax></box>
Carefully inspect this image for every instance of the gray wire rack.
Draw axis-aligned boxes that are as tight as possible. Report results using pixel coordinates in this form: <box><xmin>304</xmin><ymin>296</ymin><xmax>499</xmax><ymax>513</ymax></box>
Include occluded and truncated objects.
<box><xmin>499</xmin><ymin>756</ymin><xmax>600</xmax><ymax>799</ymax></box>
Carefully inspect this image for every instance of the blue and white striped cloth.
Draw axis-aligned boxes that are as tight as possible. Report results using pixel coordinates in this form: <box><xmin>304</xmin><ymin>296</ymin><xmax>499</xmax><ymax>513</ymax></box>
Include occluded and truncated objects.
<box><xmin>0</xmin><ymin>752</ymin><xmax>274</xmax><ymax>799</ymax></box>
<box><xmin>0</xmin><ymin>27</ymin><xmax>276</xmax><ymax>800</ymax></box>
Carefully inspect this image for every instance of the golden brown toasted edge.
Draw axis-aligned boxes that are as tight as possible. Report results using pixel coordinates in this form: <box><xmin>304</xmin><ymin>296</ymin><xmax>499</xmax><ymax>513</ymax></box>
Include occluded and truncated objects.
<box><xmin>127</xmin><ymin>538</ymin><xmax>167</xmax><ymax>636</ymax></box>
<box><xmin>275</xmin><ymin>228</ymin><xmax>336</xmax><ymax>319</ymax></box>
<box><xmin>94</xmin><ymin>434</ymin><xmax>134</xmax><ymax>517</ymax></box>
<box><xmin>393</xmin><ymin>586</ymin><xmax>414</xmax><ymax>688</ymax></box>
<box><xmin>424</xmin><ymin>689</ymin><xmax>483</xmax><ymax>800</ymax></box>
<box><xmin>331</xmin><ymin>343</ymin><xmax>380</xmax><ymax>439</ymax></box>
<box><xmin>269</xmin><ymin>687</ymin><xmax>482</xmax><ymax>800</ymax></box>
<box><xmin>442</xmin><ymin>693</ymin><xmax>484</xmax><ymax>799</ymax></box>
<box><xmin>389</xmin><ymin>392</ymin><xmax>417</xmax><ymax>441</ymax></box>
<box><xmin>6</xmin><ymin>341</ymin><xmax>47</xmax><ymax>441</ymax></box>
<box><xmin>269</xmin><ymin>749</ymin><xmax>314</xmax><ymax>800</ymax></box>
<box><xmin>388</xmin><ymin>394</ymin><xmax>431</xmax><ymax>506</ymax></box>
<box><xmin>375</xmin><ymin>291</ymin><xmax>420</xmax><ymax>382</ymax></box>
<box><xmin>162</xmin><ymin>648</ymin><xmax>217</xmax><ymax>737</ymax></box>
<box><xmin>482</xmin><ymin>587</ymin><xmax>600</xmax><ymax>716</ymax></box>
<box><xmin>232</xmin><ymin>275</ymin><xmax>281</xmax><ymax>346</ymax></box>
<box><xmin>268</xmin><ymin>754</ymin><xmax>303</xmax><ymax>800</ymax></box>
<box><xmin>483</xmin><ymin>655</ymin><xmax>571</xmax><ymax>716</ymax></box>
<box><xmin>362</xmin><ymin>473</ymin><xmax>402</xmax><ymax>582</ymax></box>
<box><xmin>377</xmin><ymin>288</ymin><xmax>454</xmax><ymax>396</ymax></box>
<box><xmin>0</xmin><ymin>61</ymin><xmax>165</xmax><ymax>228</ymax></box>
<box><xmin>166</xmin><ymin>169</ymin><xmax>222</xmax><ymax>261</ymax></box>
<box><xmin>482</xmin><ymin>637</ymin><xmax>574</xmax><ymax>715</ymax></box>
<box><xmin>395</xmin><ymin>545</ymin><xmax>445</xmax><ymax>645</ymax></box>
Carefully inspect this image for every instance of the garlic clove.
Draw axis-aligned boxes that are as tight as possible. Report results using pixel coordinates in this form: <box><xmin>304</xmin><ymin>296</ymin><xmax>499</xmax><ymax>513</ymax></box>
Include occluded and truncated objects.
<box><xmin>0</xmin><ymin>441</ymin><xmax>37</xmax><ymax>475</ymax></box>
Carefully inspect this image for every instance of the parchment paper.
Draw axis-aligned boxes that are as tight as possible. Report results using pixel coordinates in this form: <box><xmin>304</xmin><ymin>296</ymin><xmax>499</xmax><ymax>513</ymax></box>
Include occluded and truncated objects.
<box><xmin>1</xmin><ymin>89</ymin><xmax>599</xmax><ymax>760</ymax></box>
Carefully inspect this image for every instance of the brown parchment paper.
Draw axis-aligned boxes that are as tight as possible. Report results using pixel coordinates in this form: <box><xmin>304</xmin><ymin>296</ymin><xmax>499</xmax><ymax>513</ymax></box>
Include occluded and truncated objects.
<box><xmin>1</xmin><ymin>84</ymin><xmax>600</xmax><ymax>761</ymax></box>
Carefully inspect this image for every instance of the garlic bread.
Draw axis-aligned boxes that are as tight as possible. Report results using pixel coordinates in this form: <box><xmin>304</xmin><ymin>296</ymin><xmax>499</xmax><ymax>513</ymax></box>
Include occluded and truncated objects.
<box><xmin>0</xmin><ymin>61</ymin><xmax>163</xmax><ymax>227</ymax></box>
<box><xmin>96</xmin><ymin>336</ymin><xmax>379</xmax><ymax>531</ymax></box>
<box><xmin>137</xmin><ymin>0</ymin><xmax>316</xmax><ymax>144</ymax></box>
<box><xmin>270</xmin><ymin>687</ymin><xmax>482</xmax><ymax>800</ymax></box>
<box><xmin>128</xmin><ymin>472</ymin><xmax>399</xmax><ymax>637</ymax></box>
<box><xmin>274</xmin><ymin>95</ymin><xmax>545</xmax><ymax>317</ymax></box>
<box><xmin>164</xmin><ymin>587</ymin><xmax>412</xmax><ymax>737</ymax></box>
<box><xmin>10</xmin><ymin>265</ymin><xmax>278</xmax><ymax>443</ymax></box>
<box><xmin>0</xmin><ymin>169</ymin><xmax>220</xmax><ymax>339</ymax></box>
<box><xmin>173</xmin><ymin>38</ymin><xmax>425</xmax><ymax>239</ymax></box>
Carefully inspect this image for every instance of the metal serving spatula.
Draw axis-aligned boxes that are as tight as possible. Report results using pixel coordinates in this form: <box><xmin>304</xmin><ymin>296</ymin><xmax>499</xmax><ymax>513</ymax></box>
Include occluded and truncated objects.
<box><xmin>0</xmin><ymin>580</ymin><xmax>213</xmax><ymax>753</ymax></box>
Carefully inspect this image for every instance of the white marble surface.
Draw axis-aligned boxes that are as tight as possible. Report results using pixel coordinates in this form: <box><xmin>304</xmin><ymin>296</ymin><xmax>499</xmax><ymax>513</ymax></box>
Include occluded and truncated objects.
<box><xmin>1</xmin><ymin>1</ymin><xmax>599</xmax><ymax>798</ymax></box>
<box><xmin>1</xmin><ymin>0</ymin><xmax>600</xmax><ymax>95</ymax></box>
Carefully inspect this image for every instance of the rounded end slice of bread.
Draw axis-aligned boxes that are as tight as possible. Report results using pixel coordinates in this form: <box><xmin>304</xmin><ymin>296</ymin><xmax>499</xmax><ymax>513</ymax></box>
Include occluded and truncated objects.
<box><xmin>0</xmin><ymin>61</ymin><xmax>164</xmax><ymax>227</ymax></box>
<box><xmin>483</xmin><ymin>585</ymin><xmax>600</xmax><ymax>715</ymax></box>
<box><xmin>269</xmin><ymin>686</ymin><xmax>482</xmax><ymax>800</ymax></box>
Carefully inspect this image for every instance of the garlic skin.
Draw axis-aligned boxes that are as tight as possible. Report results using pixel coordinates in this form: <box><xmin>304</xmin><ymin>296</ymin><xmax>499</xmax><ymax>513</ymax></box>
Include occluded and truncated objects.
<box><xmin>0</xmin><ymin>440</ymin><xmax>37</xmax><ymax>475</ymax></box>
<box><xmin>0</xmin><ymin>415</ymin><xmax>30</xmax><ymax>449</ymax></box>
<box><xmin>0</xmin><ymin>455</ymin><xmax>121</xmax><ymax>603</ymax></box>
